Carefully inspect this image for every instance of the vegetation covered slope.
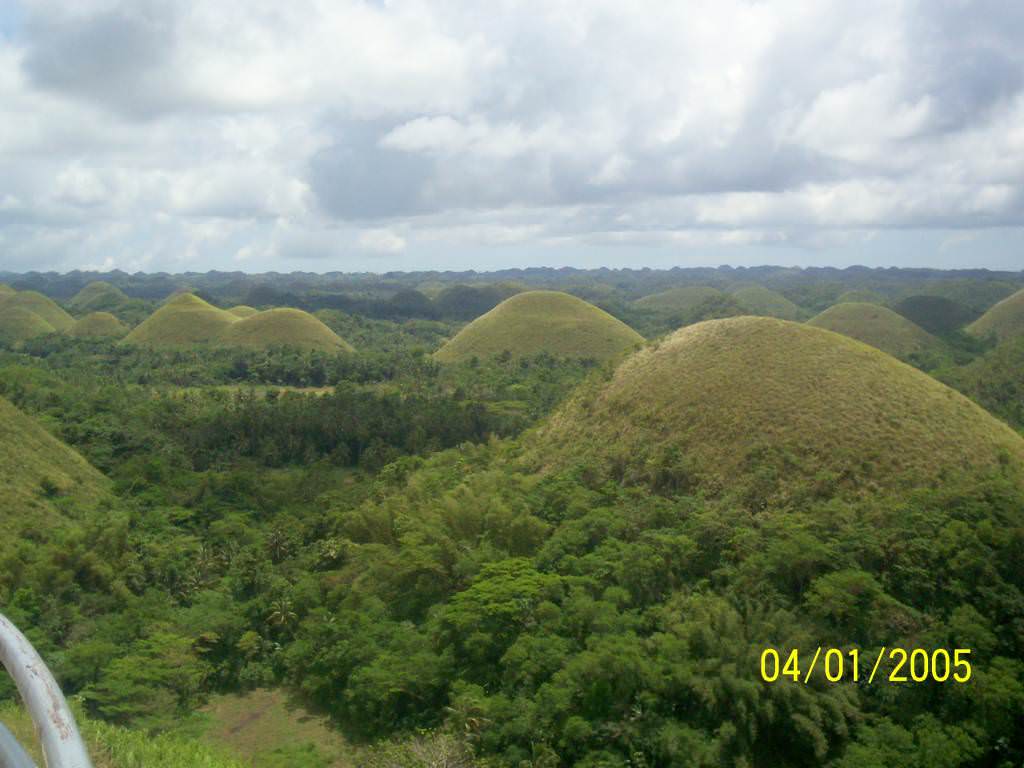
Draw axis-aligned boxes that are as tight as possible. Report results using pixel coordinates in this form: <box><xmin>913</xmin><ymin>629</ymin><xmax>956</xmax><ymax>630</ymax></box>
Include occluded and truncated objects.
<box><xmin>835</xmin><ymin>289</ymin><xmax>886</xmax><ymax>305</ymax></box>
<box><xmin>0</xmin><ymin>290</ymin><xmax>75</xmax><ymax>331</ymax></box>
<box><xmin>730</xmin><ymin>284</ymin><xmax>802</xmax><ymax>319</ymax></box>
<box><xmin>227</xmin><ymin>305</ymin><xmax>259</xmax><ymax>318</ymax></box>
<box><xmin>966</xmin><ymin>288</ymin><xmax>1024</xmax><ymax>342</ymax></box>
<box><xmin>122</xmin><ymin>293</ymin><xmax>238</xmax><ymax>347</ymax></box>
<box><xmin>0</xmin><ymin>395</ymin><xmax>109</xmax><ymax>529</ymax></box>
<box><xmin>893</xmin><ymin>295</ymin><xmax>977</xmax><ymax>335</ymax></box>
<box><xmin>633</xmin><ymin>285</ymin><xmax>723</xmax><ymax>313</ymax></box>
<box><xmin>69</xmin><ymin>281</ymin><xmax>129</xmax><ymax>313</ymax></box>
<box><xmin>0</xmin><ymin>284</ymin><xmax>14</xmax><ymax>295</ymax></box>
<box><xmin>434</xmin><ymin>290</ymin><xmax>643</xmax><ymax>363</ymax></box>
<box><xmin>532</xmin><ymin>317</ymin><xmax>1024</xmax><ymax>498</ymax></box>
<box><xmin>220</xmin><ymin>308</ymin><xmax>355</xmax><ymax>352</ymax></box>
<box><xmin>69</xmin><ymin>312</ymin><xmax>129</xmax><ymax>338</ymax></box>
<box><xmin>0</xmin><ymin>306</ymin><xmax>56</xmax><ymax>345</ymax></box>
<box><xmin>807</xmin><ymin>302</ymin><xmax>941</xmax><ymax>360</ymax></box>
<box><xmin>940</xmin><ymin>334</ymin><xmax>1024</xmax><ymax>430</ymax></box>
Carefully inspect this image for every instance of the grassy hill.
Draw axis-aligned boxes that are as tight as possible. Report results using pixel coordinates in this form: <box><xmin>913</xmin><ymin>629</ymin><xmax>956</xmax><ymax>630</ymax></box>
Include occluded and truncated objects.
<box><xmin>220</xmin><ymin>308</ymin><xmax>355</xmax><ymax>353</ymax></box>
<box><xmin>807</xmin><ymin>302</ymin><xmax>941</xmax><ymax>360</ymax></box>
<box><xmin>227</xmin><ymin>305</ymin><xmax>259</xmax><ymax>318</ymax></box>
<box><xmin>966</xmin><ymin>288</ymin><xmax>1024</xmax><ymax>342</ymax></box>
<box><xmin>893</xmin><ymin>295</ymin><xmax>977</xmax><ymax>335</ymax></box>
<box><xmin>0</xmin><ymin>395</ymin><xmax>110</xmax><ymax>531</ymax></box>
<box><xmin>0</xmin><ymin>283</ymin><xmax>14</xmax><ymax>295</ymax></box>
<box><xmin>0</xmin><ymin>290</ymin><xmax>75</xmax><ymax>331</ymax></box>
<box><xmin>69</xmin><ymin>281</ymin><xmax>130</xmax><ymax>313</ymax></box>
<box><xmin>530</xmin><ymin>316</ymin><xmax>1024</xmax><ymax>499</ymax></box>
<box><xmin>634</xmin><ymin>285</ymin><xmax>724</xmax><ymax>313</ymax></box>
<box><xmin>122</xmin><ymin>293</ymin><xmax>238</xmax><ymax>347</ymax></box>
<box><xmin>0</xmin><ymin>306</ymin><xmax>56</xmax><ymax>345</ymax></box>
<box><xmin>914</xmin><ymin>279</ymin><xmax>1020</xmax><ymax>314</ymax></box>
<box><xmin>940</xmin><ymin>334</ymin><xmax>1024</xmax><ymax>431</ymax></box>
<box><xmin>729</xmin><ymin>285</ymin><xmax>802</xmax><ymax>320</ymax></box>
<box><xmin>835</xmin><ymin>289</ymin><xmax>886</xmax><ymax>305</ymax></box>
<box><xmin>69</xmin><ymin>311</ymin><xmax>128</xmax><ymax>338</ymax></box>
<box><xmin>434</xmin><ymin>290</ymin><xmax>643</xmax><ymax>363</ymax></box>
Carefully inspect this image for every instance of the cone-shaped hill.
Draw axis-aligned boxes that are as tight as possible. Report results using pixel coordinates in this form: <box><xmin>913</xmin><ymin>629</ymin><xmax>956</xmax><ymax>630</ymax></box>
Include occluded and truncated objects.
<box><xmin>0</xmin><ymin>306</ymin><xmax>56</xmax><ymax>345</ymax></box>
<box><xmin>434</xmin><ymin>291</ymin><xmax>643</xmax><ymax>363</ymax></box>
<box><xmin>0</xmin><ymin>290</ymin><xmax>75</xmax><ymax>331</ymax></box>
<box><xmin>220</xmin><ymin>308</ymin><xmax>355</xmax><ymax>353</ymax></box>
<box><xmin>634</xmin><ymin>286</ymin><xmax>724</xmax><ymax>313</ymax></box>
<box><xmin>0</xmin><ymin>395</ymin><xmax>110</xmax><ymax>531</ymax></box>
<box><xmin>69</xmin><ymin>281</ymin><xmax>129</xmax><ymax>312</ymax></box>
<box><xmin>530</xmin><ymin>317</ymin><xmax>1024</xmax><ymax>499</ymax></box>
<box><xmin>122</xmin><ymin>293</ymin><xmax>238</xmax><ymax>347</ymax></box>
<box><xmin>227</xmin><ymin>305</ymin><xmax>259</xmax><ymax>318</ymax></box>
<box><xmin>0</xmin><ymin>284</ymin><xmax>14</xmax><ymax>295</ymax></box>
<box><xmin>730</xmin><ymin>285</ymin><xmax>802</xmax><ymax>320</ymax></box>
<box><xmin>69</xmin><ymin>311</ymin><xmax>128</xmax><ymax>338</ymax></box>
<box><xmin>966</xmin><ymin>288</ymin><xmax>1024</xmax><ymax>342</ymax></box>
<box><xmin>807</xmin><ymin>302</ymin><xmax>941</xmax><ymax>360</ymax></box>
<box><xmin>835</xmin><ymin>289</ymin><xmax>886</xmax><ymax>305</ymax></box>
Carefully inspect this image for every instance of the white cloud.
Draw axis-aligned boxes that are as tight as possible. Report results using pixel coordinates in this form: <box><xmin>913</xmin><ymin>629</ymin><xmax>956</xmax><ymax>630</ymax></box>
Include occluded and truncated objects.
<box><xmin>358</xmin><ymin>228</ymin><xmax>406</xmax><ymax>256</ymax></box>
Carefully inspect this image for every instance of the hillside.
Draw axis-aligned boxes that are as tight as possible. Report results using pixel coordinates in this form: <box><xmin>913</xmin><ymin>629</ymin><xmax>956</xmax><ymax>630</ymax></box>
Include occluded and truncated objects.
<box><xmin>227</xmin><ymin>305</ymin><xmax>259</xmax><ymax>318</ymax></box>
<box><xmin>434</xmin><ymin>290</ymin><xmax>643</xmax><ymax>363</ymax></box>
<box><xmin>966</xmin><ymin>288</ymin><xmax>1024</xmax><ymax>342</ymax></box>
<box><xmin>0</xmin><ymin>290</ymin><xmax>75</xmax><ymax>331</ymax></box>
<box><xmin>68</xmin><ymin>311</ymin><xmax>129</xmax><ymax>338</ymax></box>
<box><xmin>0</xmin><ymin>395</ymin><xmax>109</xmax><ymax>530</ymax></box>
<box><xmin>941</xmin><ymin>334</ymin><xmax>1024</xmax><ymax>430</ymax></box>
<box><xmin>531</xmin><ymin>316</ymin><xmax>1024</xmax><ymax>498</ymax></box>
<box><xmin>634</xmin><ymin>285</ymin><xmax>723</xmax><ymax>313</ymax></box>
<box><xmin>0</xmin><ymin>306</ymin><xmax>56</xmax><ymax>345</ymax></box>
<box><xmin>0</xmin><ymin>283</ymin><xmax>14</xmax><ymax>295</ymax></box>
<box><xmin>220</xmin><ymin>308</ymin><xmax>355</xmax><ymax>352</ymax></box>
<box><xmin>122</xmin><ymin>293</ymin><xmax>238</xmax><ymax>347</ymax></box>
<box><xmin>69</xmin><ymin>281</ymin><xmax>129</xmax><ymax>313</ymax></box>
<box><xmin>807</xmin><ymin>302</ymin><xmax>941</xmax><ymax>360</ymax></box>
<box><xmin>835</xmin><ymin>289</ymin><xmax>886</xmax><ymax>305</ymax></box>
<box><xmin>729</xmin><ymin>285</ymin><xmax>802</xmax><ymax>320</ymax></box>
<box><xmin>893</xmin><ymin>295</ymin><xmax>977</xmax><ymax>335</ymax></box>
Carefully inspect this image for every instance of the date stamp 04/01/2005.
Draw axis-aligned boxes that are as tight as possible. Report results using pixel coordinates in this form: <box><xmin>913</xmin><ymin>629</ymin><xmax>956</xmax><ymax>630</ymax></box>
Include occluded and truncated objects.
<box><xmin>759</xmin><ymin>647</ymin><xmax>973</xmax><ymax>685</ymax></box>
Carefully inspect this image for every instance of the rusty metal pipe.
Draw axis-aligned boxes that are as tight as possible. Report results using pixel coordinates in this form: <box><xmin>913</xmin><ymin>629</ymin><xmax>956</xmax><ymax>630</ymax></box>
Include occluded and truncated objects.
<box><xmin>0</xmin><ymin>614</ymin><xmax>91</xmax><ymax>768</ymax></box>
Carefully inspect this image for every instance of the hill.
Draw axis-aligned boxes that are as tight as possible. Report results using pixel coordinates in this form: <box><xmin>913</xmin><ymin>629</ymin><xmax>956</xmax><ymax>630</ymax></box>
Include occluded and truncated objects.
<box><xmin>0</xmin><ymin>283</ymin><xmax>14</xmax><ymax>295</ymax></box>
<box><xmin>69</xmin><ymin>281</ymin><xmax>129</xmax><ymax>313</ymax></box>
<box><xmin>220</xmin><ymin>308</ymin><xmax>355</xmax><ymax>352</ymax></box>
<box><xmin>892</xmin><ymin>295</ymin><xmax>977</xmax><ymax>335</ymax></box>
<box><xmin>434</xmin><ymin>290</ymin><xmax>643</xmax><ymax>363</ymax></box>
<box><xmin>531</xmin><ymin>317</ymin><xmax>1024</xmax><ymax>499</ymax></box>
<box><xmin>634</xmin><ymin>285</ymin><xmax>723</xmax><ymax>313</ymax></box>
<box><xmin>0</xmin><ymin>395</ymin><xmax>110</xmax><ymax>531</ymax></box>
<box><xmin>915</xmin><ymin>279</ymin><xmax>1019</xmax><ymax>314</ymax></box>
<box><xmin>122</xmin><ymin>293</ymin><xmax>238</xmax><ymax>347</ymax></box>
<box><xmin>68</xmin><ymin>311</ymin><xmax>128</xmax><ymax>338</ymax></box>
<box><xmin>965</xmin><ymin>288</ymin><xmax>1024</xmax><ymax>342</ymax></box>
<box><xmin>807</xmin><ymin>302</ymin><xmax>941</xmax><ymax>360</ymax></box>
<box><xmin>0</xmin><ymin>306</ymin><xmax>56</xmax><ymax>345</ymax></box>
<box><xmin>433</xmin><ymin>283</ymin><xmax>521</xmax><ymax>320</ymax></box>
<box><xmin>940</xmin><ymin>334</ymin><xmax>1024</xmax><ymax>431</ymax></box>
<box><xmin>835</xmin><ymin>289</ymin><xmax>886</xmax><ymax>305</ymax></box>
<box><xmin>227</xmin><ymin>305</ymin><xmax>259</xmax><ymax>318</ymax></box>
<box><xmin>729</xmin><ymin>285</ymin><xmax>802</xmax><ymax>320</ymax></box>
<box><xmin>0</xmin><ymin>290</ymin><xmax>75</xmax><ymax>331</ymax></box>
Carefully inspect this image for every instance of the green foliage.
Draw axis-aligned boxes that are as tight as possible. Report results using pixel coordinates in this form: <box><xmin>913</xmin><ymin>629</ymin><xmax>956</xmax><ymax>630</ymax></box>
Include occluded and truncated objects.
<box><xmin>966</xmin><ymin>288</ymin><xmax>1024</xmax><ymax>342</ymax></box>
<box><xmin>807</xmin><ymin>302</ymin><xmax>943</xmax><ymax>362</ymax></box>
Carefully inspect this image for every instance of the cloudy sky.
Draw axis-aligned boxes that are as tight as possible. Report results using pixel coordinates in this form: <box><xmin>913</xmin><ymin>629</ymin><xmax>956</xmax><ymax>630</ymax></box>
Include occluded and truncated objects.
<box><xmin>1</xmin><ymin>0</ymin><xmax>1022</xmax><ymax>274</ymax></box>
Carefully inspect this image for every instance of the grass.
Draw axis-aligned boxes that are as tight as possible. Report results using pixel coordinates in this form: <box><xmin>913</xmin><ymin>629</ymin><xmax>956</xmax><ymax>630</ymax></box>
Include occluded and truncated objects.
<box><xmin>729</xmin><ymin>285</ymin><xmax>802</xmax><ymax>320</ymax></box>
<box><xmin>220</xmin><ymin>308</ymin><xmax>355</xmax><ymax>353</ymax></box>
<box><xmin>69</xmin><ymin>281</ymin><xmax>130</xmax><ymax>313</ymax></box>
<box><xmin>633</xmin><ymin>286</ymin><xmax>724</xmax><ymax>313</ymax></box>
<box><xmin>913</xmin><ymin>278</ymin><xmax>1020</xmax><ymax>314</ymax></box>
<box><xmin>122</xmin><ymin>293</ymin><xmax>239</xmax><ymax>347</ymax></box>
<box><xmin>434</xmin><ymin>290</ymin><xmax>643</xmax><ymax>363</ymax></box>
<box><xmin>0</xmin><ymin>306</ymin><xmax>56</xmax><ymax>344</ymax></box>
<box><xmin>228</xmin><ymin>305</ymin><xmax>259</xmax><ymax>318</ymax></box>
<box><xmin>966</xmin><ymin>288</ymin><xmax>1024</xmax><ymax>342</ymax></box>
<box><xmin>530</xmin><ymin>316</ymin><xmax>1024</xmax><ymax>498</ymax></box>
<box><xmin>200</xmin><ymin>689</ymin><xmax>354</xmax><ymax>767</ymax></box>
<box><xmin>835</xmin><ymin>289</ymin><xmax>886</xmax><ymax>305</ymax></box>
<box><xmin>0</xmin><ymin>394</ymin><xmax>110</xmax><ymax>532</ymax></box>
<box><xmin>69</xmin><ymin>311</ymin><xmax>129</xmax><ymax>338</ymax></box>
<box><xmin>807</xmin><ymin>302</ymin><xmax>941</xmax><ymax>360</ymax></box>
<box><xmin>0</xmin><ymin>290</ymin><xmax>75</xmax><ymax>331</ymax></box>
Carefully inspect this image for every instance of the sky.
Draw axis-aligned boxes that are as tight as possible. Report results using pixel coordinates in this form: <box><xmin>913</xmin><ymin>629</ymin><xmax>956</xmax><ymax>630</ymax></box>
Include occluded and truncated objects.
<box><xmin>0</xmin><ymin>0</ymin><xmax>1022</xmax><ymax>274</ymax></box>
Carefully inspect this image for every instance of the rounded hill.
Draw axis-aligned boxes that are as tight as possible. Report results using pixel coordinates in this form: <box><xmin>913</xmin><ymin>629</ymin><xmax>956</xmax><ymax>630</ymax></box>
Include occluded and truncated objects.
<box><xmin>729</xmin><ymin>285</ymin><xmax>802</xmax><ymax>320</ymax></box>
<box><xmin>0</xmin><ymin>307</ymin><xmax>56</xmax><ymax>345</ymax></box>
<box><xmin>634</xmin><ymin>286</ymin><xmax>723</xmax><ymax>313</ymax></box>
<box><xmin>0</xmin><ymin>284</ymin><xmax>14</xmax><ymax>295</ymax></box>
<box><xmin>220</xmin><ymin>308</ymin><xmax>355</xmax><ymax>353</ymax></box>
<box><xmin>227</xmin><ymin>305</ymin><xmax>259</xmax><ymax>318</ymax></box>
<box><xmin>0</xmin><ymin>395</ymin><xmax>109</xmax><ymax>531</ymax></box>
<box><xmin>835</xmin><ymin>289</ymin><xmax>886</xmax><ymax>305</ymax></box>
<box><xmin>122</xmin><ymin>293</ymin><xmax>238</xmax><ymax>347</ymax></box>
<box><xmin>69</xmin><ymin>311</ymin><xmax>128</xmax><ymax>338</ymax></box>
<box><xmin>892</xmin><ymin>295</ymin><xmax>976</xmax><ymax>335</ymax></box>
<box><xmin>807</xmin><ymin>302</ymin><xmax>941</xmax><ymax>360</ymax></box>
<box><xmin>966</xmin><ymin>288</ymin><xmax>1024</xmax><ymax>342</ymax></box>
<box><xmin>531</xmin><ymin>317</ymin><xmax>1024</xmax><ymax>498</ymax></box>
<box><xmin>69</xmin><ymin>281</ymin><xmax>129</xmax><ymax>312</ymax></box>
<box><xmin>434</xmin><ymin>290</ymin><xmax>643</xmax><ymax>363</ymax></box>
<box><xmin>0</xmin><ymin>290</ymin><xmax>75</xmax><ymax>331</ymax></box>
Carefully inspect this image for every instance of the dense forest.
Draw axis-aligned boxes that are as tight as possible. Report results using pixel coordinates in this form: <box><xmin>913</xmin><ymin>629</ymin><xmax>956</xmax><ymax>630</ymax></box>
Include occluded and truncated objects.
<box><xmin>1</xmin><ymin>267</ymin><xmax>1023</xmax><ymax>767</ymax></box>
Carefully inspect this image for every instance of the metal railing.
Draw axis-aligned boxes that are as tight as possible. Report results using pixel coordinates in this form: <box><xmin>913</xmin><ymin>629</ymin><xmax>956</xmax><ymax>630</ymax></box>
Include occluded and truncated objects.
<box><xmin>0</xmin><ymin>613</ymin><xmax>92</xmax><ymax>768</ymax></box>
